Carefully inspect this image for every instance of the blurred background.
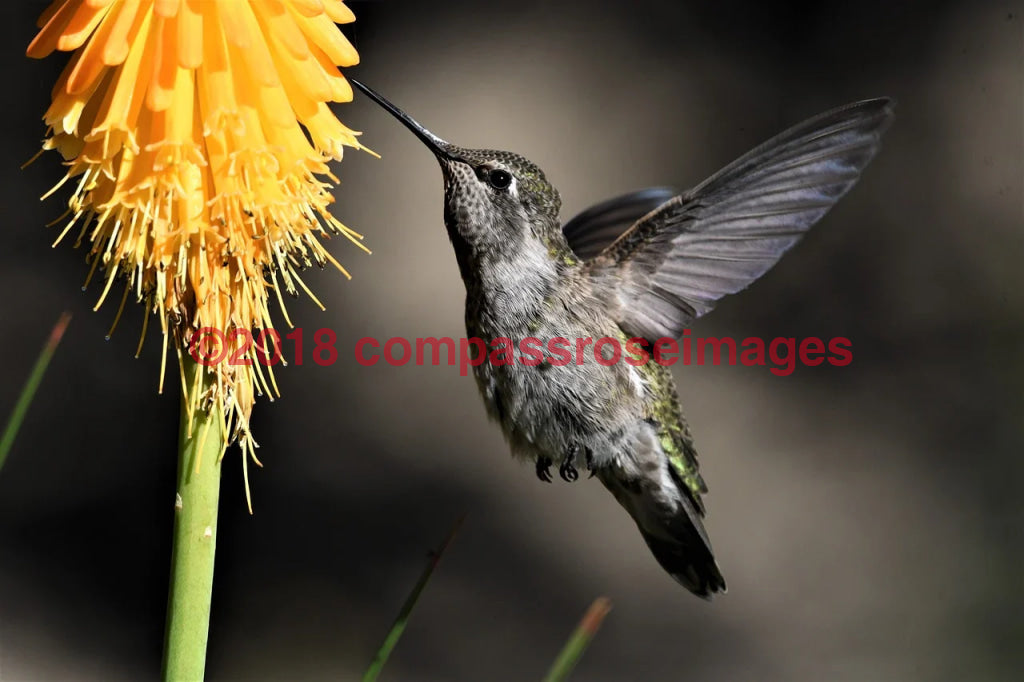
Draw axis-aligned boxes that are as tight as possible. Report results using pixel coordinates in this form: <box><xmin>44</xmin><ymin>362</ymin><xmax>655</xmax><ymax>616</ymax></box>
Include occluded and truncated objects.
<box><xmin>1</xmin><ymin>1</ymin><xmax>1021</xmax><ymax>680</ymax></box>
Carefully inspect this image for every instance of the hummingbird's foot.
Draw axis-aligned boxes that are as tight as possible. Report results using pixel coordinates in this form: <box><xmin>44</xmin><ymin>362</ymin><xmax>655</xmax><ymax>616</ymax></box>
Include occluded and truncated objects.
<box><xmin>585</xmin><ymin>448</ymin><xmax>597</xmax><ymax>478</ymax></box>
<box><xmin>536</xmin><ymin>457</ymin><xmax>553</xmax><ymax>483</ymax></box>
<box><xmin>559</xmin><ymin>446</ymin><xmax>580</xmax><ymax>482</ymax></box>
<box><xmin>559</xmin><ymin>460</ymin><xmax>579</xmax><ymax>482</ymax></box>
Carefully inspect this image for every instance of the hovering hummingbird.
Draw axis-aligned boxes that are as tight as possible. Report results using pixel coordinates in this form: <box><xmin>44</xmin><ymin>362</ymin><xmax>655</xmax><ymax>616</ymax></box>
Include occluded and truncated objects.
<box><xmin>351</xmin><ymin>79</ymin><xmax>893</xmax><ymax>598</ymax></box>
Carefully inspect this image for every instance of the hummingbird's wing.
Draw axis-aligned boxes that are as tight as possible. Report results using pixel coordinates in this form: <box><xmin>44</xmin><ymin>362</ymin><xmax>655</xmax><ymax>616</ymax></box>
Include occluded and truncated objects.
<box><xmin>562</xmin><ymin>186</ymin><xmax>679</xmax><ymax>260</ymax></box>
<box><xmin>584</xmin><ymin>98</ymin><xmax>894</xmax><ymax>342</ymax></box>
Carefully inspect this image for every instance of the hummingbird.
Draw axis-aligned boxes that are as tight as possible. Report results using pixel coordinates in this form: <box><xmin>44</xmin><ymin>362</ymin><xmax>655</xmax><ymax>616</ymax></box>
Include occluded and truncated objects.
<box><xmin>351</xmin><ymin>79</ymin><xmax>893</xmax><ymax>598</ymax></box>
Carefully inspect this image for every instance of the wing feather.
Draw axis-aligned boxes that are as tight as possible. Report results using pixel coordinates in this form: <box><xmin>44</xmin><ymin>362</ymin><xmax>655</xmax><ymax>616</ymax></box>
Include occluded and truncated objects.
<box><xmin>562</xmin><ymin>186</ymin><xmax>679</xmax><ymax>260</ymax></box>
<box><xmin>585</xmin><ymin>98</ymin><xmax>894</xmax><ymax>342</ymax></box>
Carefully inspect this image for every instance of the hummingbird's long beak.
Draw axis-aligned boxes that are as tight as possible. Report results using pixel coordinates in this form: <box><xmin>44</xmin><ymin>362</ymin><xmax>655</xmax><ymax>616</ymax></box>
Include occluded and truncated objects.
<box><xmin>349</xmin><ymin>78</ymin><xmax>462</xmax><ymax>162</ymax></box>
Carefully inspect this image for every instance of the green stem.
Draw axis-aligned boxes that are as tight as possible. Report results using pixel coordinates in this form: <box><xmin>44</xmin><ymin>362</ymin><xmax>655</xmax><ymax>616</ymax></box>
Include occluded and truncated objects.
<box><xmin>543</xmin><ymin>597</ymin><xmax>612</xmax><ymax>682</ymax></box>
<box><xmin>362</xmin><ymin>516</ymin><xmax>465</xmax><ymax>682</ymax></box>
<box><xmin>0</xmin><ymin>311</ymin><xmax>71</xmax><ymax>472</ymax></box>
<box><xmin>163</xmin><ymin>355</ymin><xmax>224</xmax><ymax>682</ymax></box>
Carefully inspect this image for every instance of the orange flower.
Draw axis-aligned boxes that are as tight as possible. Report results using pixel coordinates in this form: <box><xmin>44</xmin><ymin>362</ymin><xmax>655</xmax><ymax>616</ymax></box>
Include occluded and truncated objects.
<box><xmin>28</xmin><ymin>0</ymin><xmax>370</xmax><ymax>499</ymax></box>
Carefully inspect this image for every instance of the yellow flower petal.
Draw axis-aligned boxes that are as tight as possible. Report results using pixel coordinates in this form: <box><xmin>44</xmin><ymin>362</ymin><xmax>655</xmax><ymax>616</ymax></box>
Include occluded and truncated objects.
<box><xmin>29</xmin><ymin>0</ymin><xmax>370</xmax><ymax>468</ymax></box>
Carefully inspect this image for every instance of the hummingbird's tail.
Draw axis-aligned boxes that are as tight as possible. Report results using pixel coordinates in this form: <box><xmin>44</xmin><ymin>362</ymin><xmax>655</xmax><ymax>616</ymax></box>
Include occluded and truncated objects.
<box><xmin>598</xmin><ymin>467</ymin><xmax>726</xmax><ymax>599</ymax></box>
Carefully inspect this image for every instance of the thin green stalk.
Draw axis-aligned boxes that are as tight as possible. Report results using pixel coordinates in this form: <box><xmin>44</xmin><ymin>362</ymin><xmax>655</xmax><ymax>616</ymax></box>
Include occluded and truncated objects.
<box><xmin>543</xmin><ymin>597</ymin><xmax>612</xmax><ymax>682</ymax></box>
<box><xmin>163</xmin><ymin>355</ymin><xmax>224</xmax><ymax>682</ymax></box>
<box><xmin>0</xmin><ymin>311</ymin><xmax>71</xmax><ymax>473</ymax></box>
<box><xmin>362</xmin><ymin>515</ymin><xmax>465</xmax><ymax>682</ymax></box>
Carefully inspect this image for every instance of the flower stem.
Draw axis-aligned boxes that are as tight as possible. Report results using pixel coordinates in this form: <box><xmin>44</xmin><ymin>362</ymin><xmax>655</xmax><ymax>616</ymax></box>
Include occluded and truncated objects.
<box><xmin>163</xmin><ymin>355</ymin><xmax>224</xmax><ymax>682</ymax></box>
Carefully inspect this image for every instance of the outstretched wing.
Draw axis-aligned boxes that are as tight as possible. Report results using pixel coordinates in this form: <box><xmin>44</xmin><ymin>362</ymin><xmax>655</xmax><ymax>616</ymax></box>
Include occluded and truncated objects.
<box><xmin>562</xmin><ymin>186</ymin><xmax>679</xmax><ymax>260</ymax></box>
<box><xmin>585</xmin><ymin>98</ymin><xmax>894</xmax><ymax>342</ymax></box>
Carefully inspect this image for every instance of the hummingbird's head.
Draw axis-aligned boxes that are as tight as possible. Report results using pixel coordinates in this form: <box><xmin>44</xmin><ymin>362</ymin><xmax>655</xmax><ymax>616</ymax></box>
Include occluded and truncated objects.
<box><xmin>351</xmin><ymin>80</ymin><xmax>563</xmax><ymax>270</ymax></box>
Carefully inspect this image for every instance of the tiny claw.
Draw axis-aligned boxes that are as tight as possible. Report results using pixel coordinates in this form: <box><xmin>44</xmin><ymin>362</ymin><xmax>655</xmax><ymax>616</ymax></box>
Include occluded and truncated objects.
<box><xmin>536</xmin><ymin>457</ymin><xmax>553</xmax><ymax>483</ymax></box>
<box><xmin>559</xmin><ymin>460</ymin><xmax>579</xmax><ymax>482</ymax></box>
<box><xmin>585</xmin><ymin>448</ymin><xmax>597</xmax><ymax>478</ymax></box>
<box><xmin>560</xmin><ymin>444</ymin><xmax>583</xmax><ymax>482</ymax></box>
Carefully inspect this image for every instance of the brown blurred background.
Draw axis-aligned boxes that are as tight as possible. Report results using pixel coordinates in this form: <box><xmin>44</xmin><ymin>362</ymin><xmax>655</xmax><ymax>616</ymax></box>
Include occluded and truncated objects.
<box><xmin>1</xmin><ymin>1</ymin><xmax>1021</xmax><ymax>680</ymax></box>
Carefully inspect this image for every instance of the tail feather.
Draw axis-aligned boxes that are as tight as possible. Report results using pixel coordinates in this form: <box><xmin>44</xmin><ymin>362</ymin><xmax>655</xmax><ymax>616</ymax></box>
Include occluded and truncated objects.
<box><xmin>640</xmin><ymin>525</ymin><xmax>726</xmax><ymax>598</ymax></box>
<box><xmin>598</xmin><ymin>469</ymin><xmax>726</xmax><ymax>599</ymax></box>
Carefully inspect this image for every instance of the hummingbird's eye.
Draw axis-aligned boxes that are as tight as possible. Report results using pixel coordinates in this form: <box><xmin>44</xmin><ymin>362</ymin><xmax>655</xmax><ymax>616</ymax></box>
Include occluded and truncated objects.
<box><xmin>487</xmin><ymin>169</ymin><xmax>513</xmax><ymax>191</ymax></box>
